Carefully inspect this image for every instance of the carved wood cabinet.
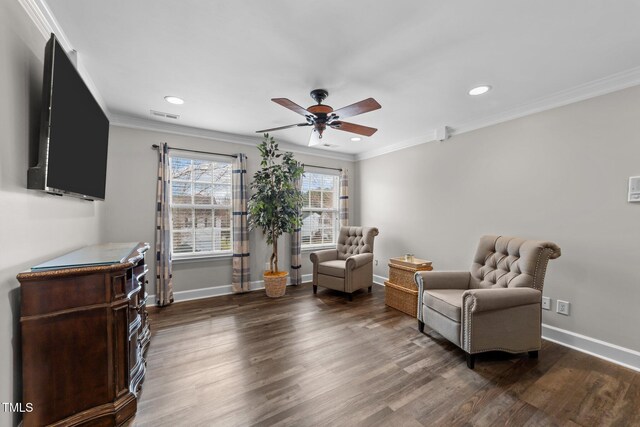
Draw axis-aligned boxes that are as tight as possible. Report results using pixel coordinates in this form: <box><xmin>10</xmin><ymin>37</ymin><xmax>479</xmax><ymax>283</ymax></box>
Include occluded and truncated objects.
<box><xmin>18</xmin><ymin>242</ymin><xmax>150</xmax><ymax>426</ymax></box>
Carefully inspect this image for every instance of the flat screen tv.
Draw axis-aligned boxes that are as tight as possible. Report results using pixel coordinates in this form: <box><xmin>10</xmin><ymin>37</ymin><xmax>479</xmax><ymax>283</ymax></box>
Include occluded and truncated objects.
<box><xmin>28</xmin><ymin>34</ymin><xmax>109</xmax><ymax>201</ymax></box>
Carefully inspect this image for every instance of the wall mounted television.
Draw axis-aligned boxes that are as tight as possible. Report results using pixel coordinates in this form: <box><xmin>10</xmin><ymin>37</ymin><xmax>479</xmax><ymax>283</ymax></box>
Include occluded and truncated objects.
<box><xmin>28</xmin><ymin>34</ymin><xmax>109</xmax><ymax>201</ymax></box>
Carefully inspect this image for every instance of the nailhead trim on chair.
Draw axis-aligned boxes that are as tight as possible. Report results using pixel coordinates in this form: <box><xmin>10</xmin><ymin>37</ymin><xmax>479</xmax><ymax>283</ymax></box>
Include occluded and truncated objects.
<box><xmin>532</xmin><ymin>247</ymin><xmax>553</xmax><ymax>291</ymax></box>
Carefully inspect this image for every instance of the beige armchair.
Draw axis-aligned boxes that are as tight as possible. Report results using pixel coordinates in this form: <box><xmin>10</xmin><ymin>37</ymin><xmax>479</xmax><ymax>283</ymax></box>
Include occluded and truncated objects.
<box><xmin>415</xmin><ymin>235</ymin><xmax>561</xmax><ymax>368</ymax></box>
<box><xmin>310</xmin><ymin>226</ymin><xmax>379</xmax><ymax>301</ymax></box>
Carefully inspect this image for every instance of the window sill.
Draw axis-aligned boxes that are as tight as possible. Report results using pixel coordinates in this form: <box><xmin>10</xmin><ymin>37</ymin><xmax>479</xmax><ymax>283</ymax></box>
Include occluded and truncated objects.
<box><xmin>172</xmin><ymin>253</ymin><xmax>233</xmax><ymax>263</ymax></box>
<box><xmin>302</xmin><ymin>244</ymin><xmax>337</xmax><ymax>252</ymax></box>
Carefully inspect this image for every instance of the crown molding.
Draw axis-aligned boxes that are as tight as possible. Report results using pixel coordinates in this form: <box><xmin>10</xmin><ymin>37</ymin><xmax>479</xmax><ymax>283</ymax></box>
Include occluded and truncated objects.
<box><xmin>454</xmin><ymin>66</ymin><xmax>640</xmax><ymax>136</ymax></box>
<box><xmin>355</xmin><ymin>130</ymin><xmax>438</xmax><ymax>161</ymax></box>
<box><xmin>110</xmin><ymin>113</ymin><xmax>357</xmax><ymax>162</ymax></box>
<box><xmin>20</xmin><ymin>0</ymin><xmax>640</xmax><ymax>164</ymax></box>
<box><xmin>18</xmin><ymin>0</ymin><xmax>110</xmax><ymax>117</ymax></box>
<box><xmin>357</xmin><ymin>67</ymin><xmax>640</xmax><ymax>161</ymax></box>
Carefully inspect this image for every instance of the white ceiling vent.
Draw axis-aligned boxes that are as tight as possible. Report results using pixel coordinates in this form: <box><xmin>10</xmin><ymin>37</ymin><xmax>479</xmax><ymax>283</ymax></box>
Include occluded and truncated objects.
<box><xmin>150</xmin><ymin>110</ymin><xmax>179</xmax><ymax>120</ymax></box>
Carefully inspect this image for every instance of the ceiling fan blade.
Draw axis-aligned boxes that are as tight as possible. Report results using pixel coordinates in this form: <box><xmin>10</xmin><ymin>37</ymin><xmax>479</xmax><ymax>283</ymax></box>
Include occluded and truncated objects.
<box><xmin>308</xmin><ymin>129</ymin><xmax>322</xmax><ymax>147</ymax></box>
<box><xmin>329</xmin><ymin>121</ymin><xmax>377</xmax><ymax>137</ymax></box>
<box><xmin>256</xmin><ymin>123</ymin><xmax>310</xmax><ymax>133</ymax></box>
<box><xmin>272</xmin><ymin>98</ymin><xmax>316</xmax><ymax>117</ymax></box>
<box><xmin>331</xmin><ymin>98</ymin><xmax>381</xmax><ymax>119</ymax></box>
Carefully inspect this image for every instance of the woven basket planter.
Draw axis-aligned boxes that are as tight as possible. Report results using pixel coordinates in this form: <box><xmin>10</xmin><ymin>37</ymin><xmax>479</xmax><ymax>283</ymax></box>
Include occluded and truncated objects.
<box><xmin>264</xmin><ymin>272</ymin><xmax>288</xmax><ymax>298</ymax></box>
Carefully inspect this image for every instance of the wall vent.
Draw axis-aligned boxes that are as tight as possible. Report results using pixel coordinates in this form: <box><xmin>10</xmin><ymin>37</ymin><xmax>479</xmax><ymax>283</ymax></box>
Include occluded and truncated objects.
<box><xmin>150</xmin><ymin>110</ymin><xmax>179</xmax><ymax>120</ymax></box>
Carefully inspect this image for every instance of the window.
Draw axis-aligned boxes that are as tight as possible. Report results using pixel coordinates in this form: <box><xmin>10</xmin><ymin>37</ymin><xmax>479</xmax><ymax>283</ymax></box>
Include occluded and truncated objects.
<box><xmin>169</xmin><ymin>155</ymin><xmax>232</xmax><ymax>258</ymax></box>
<box><xmin>301</xmin><ymin>172</ymin><xmax>339</xmax><ymax>248</ymax></box>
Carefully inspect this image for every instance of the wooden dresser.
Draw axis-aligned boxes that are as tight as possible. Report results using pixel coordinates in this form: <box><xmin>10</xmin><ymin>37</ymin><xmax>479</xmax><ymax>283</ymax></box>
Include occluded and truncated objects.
<box><xmin>18</xmin><ymin>242</ymin><xmax>150</xmax><ymax>427</ymax></box>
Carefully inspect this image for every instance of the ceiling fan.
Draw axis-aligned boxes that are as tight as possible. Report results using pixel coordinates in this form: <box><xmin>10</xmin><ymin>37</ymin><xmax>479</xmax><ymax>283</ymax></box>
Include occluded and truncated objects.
<box><xmin>256</xmin><ymin>89</ymin><xmax>381</xmax><ymax>146</ymax></box>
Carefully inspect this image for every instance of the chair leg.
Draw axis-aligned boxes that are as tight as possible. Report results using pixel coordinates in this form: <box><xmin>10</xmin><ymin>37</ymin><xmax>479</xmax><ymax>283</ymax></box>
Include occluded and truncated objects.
<box><xmin>418</xmin><ymin>320</ymin><xmax>425</xmax><ymax>333</ymax></box>
<box><xmin>368</xmin><ymin>286</ymin><xmax>372</xmax><ymax>293</ymax></box>
<box><xmin>528</xmin><ymin>350</ymin><xmax>539</xmax><ymax>359</ymax></box>
<box><xmin>312</xmin><ymin>285</ymin><xmax>317</xmax><ymax>295</ymax></box>
<box><xmin>466</xmin><ymin>353</ymin><xmax>475</xmax><ymax>369</ymax></box>
<box><xmin>348</xmin><ymin>293</ymin><xmax>353</xmax><ymax>301</ymax></box>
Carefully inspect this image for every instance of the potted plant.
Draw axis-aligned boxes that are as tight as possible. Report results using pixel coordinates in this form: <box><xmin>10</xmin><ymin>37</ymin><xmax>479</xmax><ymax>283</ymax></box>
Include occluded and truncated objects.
<box><xmin>248</xmin><ymin>134</ymin><xmax>304</xmax><ymax>297</ymax></box>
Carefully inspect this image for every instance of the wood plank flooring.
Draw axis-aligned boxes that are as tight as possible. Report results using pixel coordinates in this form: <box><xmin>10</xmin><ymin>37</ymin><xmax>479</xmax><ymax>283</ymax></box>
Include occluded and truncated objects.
<box><xmin>130</xmin><ymin>284</ymin><xmax>640</xmax><ymax>426</ymax></box>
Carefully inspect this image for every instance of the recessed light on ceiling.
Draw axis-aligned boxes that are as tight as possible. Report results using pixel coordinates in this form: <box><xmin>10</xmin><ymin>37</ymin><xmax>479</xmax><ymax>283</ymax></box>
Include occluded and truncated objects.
<box><xmin>164</xmin><ymin>96</ymin><xmax>184</xmax><ymax>105</ymax></box>
<box><xmin>468</xmin><ymin>85</ymin><xmax>491</xmax><ymax>96</ymax></box>
<box><xmin>350</xmin><ymin>137</ymin><xmax>362</xmax><ymax>142</ymax></box>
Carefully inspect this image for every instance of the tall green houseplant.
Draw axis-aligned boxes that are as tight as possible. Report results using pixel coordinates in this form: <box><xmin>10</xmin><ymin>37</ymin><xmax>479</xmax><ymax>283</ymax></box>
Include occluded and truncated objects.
<box><xmin>248</xmin><ymin>134</ymin><xmax>304</xmax><ymax>274</ymax></box>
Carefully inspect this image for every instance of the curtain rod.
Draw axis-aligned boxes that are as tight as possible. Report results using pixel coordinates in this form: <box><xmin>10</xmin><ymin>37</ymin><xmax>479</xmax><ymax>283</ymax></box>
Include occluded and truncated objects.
<box><xmin>303</xmin><ymin>163</ymin><xmax>343</xmax><ymax>172</ymax></box>
<box><xmin>151</xmin><ymin>144</ymin><xmax>238</xmax><ymax>159</ymax></box>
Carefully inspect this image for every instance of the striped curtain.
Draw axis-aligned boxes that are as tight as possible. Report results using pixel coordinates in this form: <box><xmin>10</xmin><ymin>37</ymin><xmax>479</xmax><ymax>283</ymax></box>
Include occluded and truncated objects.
<box><xmin>290</xmin><ymin>166</ymin><xmax>302</xmax><ymax>285</ymax></box>
<box><xmin>232</xmin><ymin>153</ymin><xmax>251</xmax><ymax>292</ymax></box>
<box><xmin>155</xmin><ymin>143</ymin><xmax>174</xmax><ymax>306</ymax></box>
<box><xmin>339</xmin><ymin>169</ymin><xmax>349</xmax><ymax>226</ymax></box>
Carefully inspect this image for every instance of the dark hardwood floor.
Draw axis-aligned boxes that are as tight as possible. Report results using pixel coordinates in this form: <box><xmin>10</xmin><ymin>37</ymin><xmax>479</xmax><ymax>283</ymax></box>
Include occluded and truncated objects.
<box><xmin>131</xmin><ymin>284</ymin><xmax>640</xmax><ymax>426</ymax></box>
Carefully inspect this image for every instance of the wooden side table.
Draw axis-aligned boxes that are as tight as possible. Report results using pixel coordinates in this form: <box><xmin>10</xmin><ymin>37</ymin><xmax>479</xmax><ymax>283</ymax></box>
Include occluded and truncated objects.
<box><xmin>384</xmin><ymin>257</ymin><xmax>433</xmax><ymax>317</ymax></box>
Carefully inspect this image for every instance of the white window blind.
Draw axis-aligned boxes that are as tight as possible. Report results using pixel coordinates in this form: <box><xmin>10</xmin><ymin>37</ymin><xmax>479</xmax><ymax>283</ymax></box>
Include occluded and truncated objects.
<box><xmin>169</xmin><ymin>154</ymin><xmax>233</xmax><ymax>258</ymax></box>
<box><xmin>301</xmin><ymin>172</ymin><xmax>339</xmax><ymax>248</ymax></box>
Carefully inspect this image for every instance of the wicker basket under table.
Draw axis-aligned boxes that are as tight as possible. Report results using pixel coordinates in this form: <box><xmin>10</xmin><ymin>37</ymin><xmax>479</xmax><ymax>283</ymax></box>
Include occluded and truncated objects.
<box><xmin>384</xmin><ymin>257</ymin><xmax>433</xmax><ymax>317</ymax></box>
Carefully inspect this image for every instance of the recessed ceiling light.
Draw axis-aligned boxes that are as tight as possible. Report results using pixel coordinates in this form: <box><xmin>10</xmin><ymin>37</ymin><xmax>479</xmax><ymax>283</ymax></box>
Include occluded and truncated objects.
<box><xmin>468</xmin><ymin>85</ymin><xmax>491</xmax><ymax>96</ymax></box>
<box><xmin>164</xmin><ymin>96</ymin><xmax>184</xmax><ymax>105</ymax></box>
<box><xmin>350</xmin><ymin>137</ymin><xmax>362</xmax><ymax>142</ymax></box>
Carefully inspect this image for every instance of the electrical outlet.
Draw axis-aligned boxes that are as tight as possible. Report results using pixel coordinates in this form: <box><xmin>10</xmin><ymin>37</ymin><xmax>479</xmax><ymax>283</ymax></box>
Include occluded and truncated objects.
<box><xmin>557</xmin><ymin>300</ymin><xmax>570</xmax><ymax>316</ymax></box>
<box><xmin>542</xmin><ymin>296</ymin><xmax>551</xmax><ymax>310</ymax></box>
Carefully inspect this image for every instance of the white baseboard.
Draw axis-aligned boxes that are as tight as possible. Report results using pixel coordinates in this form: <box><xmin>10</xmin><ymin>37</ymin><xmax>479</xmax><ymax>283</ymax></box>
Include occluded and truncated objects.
<box><xmin>541</xmin><ymin>324</ymin><xmax>640</xmax><ymax>372</ymax></box>
<box><xmin>149</xmin><ymin>274</ymin><xmax>640</xmax><ymax>372</ymax></box>
<box><xmin>373</xmin><ymin>274</ymin><xmax>388</xmax><ymax>285</ymax></box>
<box><xmin>148</xmin><ymin>273</ymin><xmax>313</xmax><ymax>305</ymax></box>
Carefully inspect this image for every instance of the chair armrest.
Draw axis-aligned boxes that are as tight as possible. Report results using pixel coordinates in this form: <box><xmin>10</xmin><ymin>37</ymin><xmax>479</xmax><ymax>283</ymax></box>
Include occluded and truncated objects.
<box><xmin>345</xmin><ymin>253</ymin><xmax>373</xmax><ymax>270</ymax></box>
<box><xmin>414</xmin><ymin>271</ymin><xmax>470</xmax><ymax>291</ymax></box>
<box><xmin>310</xmin><ymin>249</ymin><xmax>338</xmax><ymax>265</ymax></box>
<box><xmin>415</xmin><ymin>271</ymin><xmax>470</xmax><ymax>322</ymax></box>
<box><xmin>463</xmin><ymin>288</ymin><xmax>541</xmax><ymax>313</ymax></box>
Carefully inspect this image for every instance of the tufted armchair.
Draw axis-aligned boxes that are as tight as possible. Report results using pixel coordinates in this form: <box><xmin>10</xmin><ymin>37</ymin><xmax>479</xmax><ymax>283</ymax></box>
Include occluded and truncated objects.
<box><xmin>415</xmin><ymin>235</ymin><xmax>561</xmax><ymax>368</ymax></box>
<box><xmin>310</xmin><ymin>226</ymin><xmax>379</xmax><ymax>301</ymax></box>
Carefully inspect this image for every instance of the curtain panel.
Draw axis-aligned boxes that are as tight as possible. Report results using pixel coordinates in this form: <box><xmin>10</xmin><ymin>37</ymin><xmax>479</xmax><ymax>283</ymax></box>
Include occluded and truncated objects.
<box><xmin>339</xmin><ymin>169</ymin><xmax>349</xmax><ymax>226</ymax></box>
<box><xmin>232</xmin><ymin>153</ymin><xmax>251</xmax><ymax>292</ymax></box>
<box><xmin>155</xmin><ymin>142</ymin><xmax>174</xmax><ymax>306</ymax></box>
<box><xmin>290</xmin><ymin>166</ymin><xmax>302</xmax><ymax>285</ymax></box>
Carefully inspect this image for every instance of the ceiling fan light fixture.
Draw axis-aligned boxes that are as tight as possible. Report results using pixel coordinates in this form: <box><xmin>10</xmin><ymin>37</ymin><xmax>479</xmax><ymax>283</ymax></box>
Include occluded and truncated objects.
<box><xmin>164</xmin><ymin>96</ymin><xmax>185</xmax><ymax>105</ymax></box>
<box><xmin>350</xmin><ymin>137</ymin><xmax>362</xmax><ymax>142</ymax></box>
<box><xmin>468</xmin><ymin>85</ymin><xmax>491</xmax><ymax>96</ymax></box>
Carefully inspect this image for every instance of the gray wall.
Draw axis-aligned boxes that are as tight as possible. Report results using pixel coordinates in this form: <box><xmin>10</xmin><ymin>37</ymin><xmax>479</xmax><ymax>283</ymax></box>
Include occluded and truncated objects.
<box><xmin>102</xmin><ymin>125</ymin><xmax>355</xmax><ymax>296</ymax></box>
<box><xmin>0</xmin><ymin>2</ymin><xmax>102</xmax><ymax>426</ymax></box>
<box><xmin>357</xmin><ymin>85</ymin><xmax>640</xmax><ymax>352</ymax></box>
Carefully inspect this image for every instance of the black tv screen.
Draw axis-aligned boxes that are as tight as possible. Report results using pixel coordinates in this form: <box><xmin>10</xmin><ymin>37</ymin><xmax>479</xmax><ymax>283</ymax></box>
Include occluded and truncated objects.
<box><xmin>29</xmin><ymin>34</ymin><xmax>109</xmax><ymax>200</ymax></box>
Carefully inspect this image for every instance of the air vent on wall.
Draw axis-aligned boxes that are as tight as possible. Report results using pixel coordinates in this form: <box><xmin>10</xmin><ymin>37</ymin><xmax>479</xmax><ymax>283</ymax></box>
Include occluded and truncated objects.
<box><xmin>150</xmin><ymin>110</ymin><xmax>179</xmax><ymax>120</ymax></box>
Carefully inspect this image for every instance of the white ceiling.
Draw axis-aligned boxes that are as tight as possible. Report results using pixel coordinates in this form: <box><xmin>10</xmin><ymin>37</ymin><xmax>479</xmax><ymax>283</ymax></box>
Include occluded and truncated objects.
<box><xmin>42</xmin><ymin>0</ymin><xmax>640</xmax><ymax>159</ymax></box>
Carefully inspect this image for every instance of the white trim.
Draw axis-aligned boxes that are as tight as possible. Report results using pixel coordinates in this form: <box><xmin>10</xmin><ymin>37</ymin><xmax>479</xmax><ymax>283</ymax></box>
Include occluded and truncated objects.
<box><xmin>356</xmin><ymin>69</ymin><xmax>640</xmax><ymax>161</ymax></box>
<box><xmin>356</xmin><ymin>131</ymin><xmax>438</xmax><ymax>161</ymax></box>
<box><xmin>373</xmin><ymin>274</ymin><xmax>387</xmax><ymax>285</ymax></box>
<box><xmin>301</xmin><ymin>244</ymin><xmax>336</xmax><ymax>252</ymax></box>
<box><xmin>19</xmin><ymin>0</ymin><xmax>640</xmax><ymax>164</ymax></box>
<box><xmin>148</xmin><ymin>275</ymin><xmax>640</xmax><ymax>371</ymax></box>
<box><xmin>110</xmin><ymin>114</ymin><xmax>356</xmax><ymax>162</ymax></box>
<box><xmin>172</xmin><ymin>253</ymin><xmax>233</xmax><ymax>263</ymax></box>
<box><xmin>148</xmin><ymin>273</ymin><xmax>314</xmax><ymax>305</ymax></box>
<box><xmin>372</xmin><ymin>274</ymin><xmax>639</xmax><ymax>371</ymax></box>
<box><xmin>541</xmin><ymin>324</ymin><xmax>640</xmax><ymax>372</ymax></box>
<box><xmin>18</xmin><ymin>0</ymin><xmax>72</xmax><ymax>48</ymax></box>
<box><xmin>19</xmin><ymin>0</ymin><xmax>110</xmax><ymax>116</ymax></box>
